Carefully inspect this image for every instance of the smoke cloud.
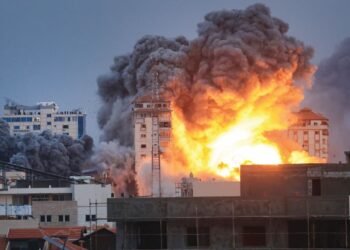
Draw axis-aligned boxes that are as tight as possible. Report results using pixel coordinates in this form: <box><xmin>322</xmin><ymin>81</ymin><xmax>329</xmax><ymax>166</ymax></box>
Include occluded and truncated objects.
<box><xmin>304</xmin><ymin>37</ymin><xmax>350</xmax><ymax>162</ymax></box>
<box><xmin>0</xmin><ymin>119</ymin><xmax>93</xmax><ymax>176</ymax></box>
<box><xmin>88</xmin><ymin>140</ymin><xmax>137</xmax><ymax>196</ymax></box>
<box><xmin>97</xmin><ymin>3</ymin><xmax>314</xmax><ymax>187</ymax></box>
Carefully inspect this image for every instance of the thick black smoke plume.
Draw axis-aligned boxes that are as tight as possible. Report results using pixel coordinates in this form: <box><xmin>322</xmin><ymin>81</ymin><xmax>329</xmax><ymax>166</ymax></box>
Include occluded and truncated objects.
<box><xmin>97</xmin><ymin>4</ymin><xmax>313</xmax><ymax>144</ymax></box>
<box><xmin>97</xmin><ymin>3</ymin><xmax>314</xmax><ymax>192</ymax></box>
<box><xmin>0</xmin><ymin>118</ymin><xmax>93</xmax><ymax>176</ymax></box>
<box><xmin>305</xmin><ymin>37</ymin><xmax>350</xmax><ymax>162</ymax></box>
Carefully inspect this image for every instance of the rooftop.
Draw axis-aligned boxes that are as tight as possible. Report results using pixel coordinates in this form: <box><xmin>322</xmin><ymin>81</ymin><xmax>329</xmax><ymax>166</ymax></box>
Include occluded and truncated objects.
<box><xmin>294</xmin><ymin>107</ymin><xmax>328</xmax><ymax>121</ymax></box>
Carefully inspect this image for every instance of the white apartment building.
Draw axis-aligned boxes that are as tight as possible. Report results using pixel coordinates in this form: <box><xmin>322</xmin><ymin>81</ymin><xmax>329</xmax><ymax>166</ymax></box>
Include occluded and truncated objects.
<box><xmin>0</xmin><ymin>177</ymin><xmax>113</xmax><ymax>228</ymax></box>
<box><xmin>288</xmin><ymin>107</ymin><xmax>329</xmax><ymax>161</ymax></box>
<box><xmin>1</xmin><ymin>100</ymin><xmax>86</xmax><ymax>139</ymax></box>
<box><xmin>133</xmin><ymin>95</ymin><xmax>171</xmax><ymax>196</ymax></box>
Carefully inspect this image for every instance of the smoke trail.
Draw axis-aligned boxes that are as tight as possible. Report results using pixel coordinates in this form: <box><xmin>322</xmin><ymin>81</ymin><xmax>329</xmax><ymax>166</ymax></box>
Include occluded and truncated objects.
<box><xmin>304</xmin><ymin>37</ymin><xmax>350</xmax><ymax>162</ymax></box>
<box><xmin>0</xmin><ymin>119</ymin><xmax>93</xmax><ymax>176</ymax></box>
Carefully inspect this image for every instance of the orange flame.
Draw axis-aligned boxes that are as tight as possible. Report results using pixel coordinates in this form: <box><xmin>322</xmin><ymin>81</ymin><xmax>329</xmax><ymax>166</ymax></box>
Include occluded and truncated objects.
<box><xmin>163</xmin><ymin>70</ymin><xmax>323</xmax><ymax>181</ymax></box>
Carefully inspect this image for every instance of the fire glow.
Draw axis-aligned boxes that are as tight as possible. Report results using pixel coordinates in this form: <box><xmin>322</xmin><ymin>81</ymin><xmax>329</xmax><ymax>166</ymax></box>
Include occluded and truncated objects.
<box><xmin>165</xmin><ymin>77</ymin><xmax>325</xmax><ymax>181</ymax></box>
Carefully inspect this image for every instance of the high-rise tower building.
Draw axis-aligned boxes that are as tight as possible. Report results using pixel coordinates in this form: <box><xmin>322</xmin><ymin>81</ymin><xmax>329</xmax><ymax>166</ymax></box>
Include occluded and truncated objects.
<box><xmin>287</xmin><ymin>108</ymin><xmax>329</xmax><ymax>161</ymax></box>
<box><xmin>133</xmin><ymin>95</ymin><xmax>171</xmax><ymax>196</ymax></box>
<box><xmin>1</xmin><ymin>100</ymin><xmax>86</xmax><ymax>139</ymax></box>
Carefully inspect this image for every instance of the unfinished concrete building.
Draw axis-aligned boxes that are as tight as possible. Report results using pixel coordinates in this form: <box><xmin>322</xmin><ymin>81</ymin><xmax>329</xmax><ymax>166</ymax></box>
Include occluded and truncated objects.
<box><xmin>108</xmin><ymin>163</ymin><xmax>350</xmax><ymax>249</ymax></box>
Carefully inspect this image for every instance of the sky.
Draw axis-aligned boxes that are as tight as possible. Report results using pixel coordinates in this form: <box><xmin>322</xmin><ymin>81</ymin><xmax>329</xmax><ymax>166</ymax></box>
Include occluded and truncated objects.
<box><xmin>1</xmin><ymin>0</ymin><xmax>350</xmax><ymax>142</ymax></box>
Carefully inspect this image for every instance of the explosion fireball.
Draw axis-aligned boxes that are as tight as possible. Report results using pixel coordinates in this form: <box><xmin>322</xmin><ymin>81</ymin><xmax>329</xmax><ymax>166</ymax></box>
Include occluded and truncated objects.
<box><xmin>97</xmin><ymin>4</ymin><xmax>325</xmax><ymax>194</ymax></box>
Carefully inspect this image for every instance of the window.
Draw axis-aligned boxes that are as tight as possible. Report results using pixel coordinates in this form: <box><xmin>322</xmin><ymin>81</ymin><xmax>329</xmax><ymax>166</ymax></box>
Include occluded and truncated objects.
<box><xmin>243</xmin><ymin>226</ymin><xmax>266</xmax><ymax>247</ymax></box>
<box><xmin>141</xmin><ymin>154</ymin><xmax>147</xmax><ymax>158</ymax></box>
<box><xmin>47</xmin><ymin>121</ymin><xmax>51</xmax><ymax>126</ymax></box>
<box><xmin>186</xmin><ymin>227</ymin><xmax>210</xmax><ymax>247</ymax></box>
<box><xmin>32</xmin><ymin>194</ymin><xmax>49</xmax><ymax>201</ymax></box>
<box><xmin>135</xmin><ymin>103</ymin><xmax>143</xmax><ymax>108</ymax></box>
<box><xmin>312</xmin><ymin>178</ymin><xmax>321</xmax><ymax>196</ymax></box>
<box><xmin>85</xmin><ymin>214</ymin><xmax>96</xmax><ymax>222</ymax></box>
<box><xmin>46</xmin><ymin>215</ymin><xmax>52</xmax><ymax>222</ymax></box>
<box><xmin>62</xmin><ymin>124</ymin><xmax>69</xmax><ymax>129</ymax></box>
<box><xmin>141</xmin><ymin>144</ymin><xmax>147</xmax><ymax>149</ymax></box>
<box><xmin>13</xmin><ymin>125</ymin><xmax>20</xmax><ymax>130</ymax></box>
<box><xmin>54</xmin><ymin>116</ymin><xmax>65</xmax><ymax>122</ymax></box>
<box><xmin>67</xmin><ymin>117</ymin><xmax>71</xmax><ymax>122</ymax></box>
<box><xmin>40</xmin><ymin>215</ymin><xmax>45</xmax><ymax>222</ymax></box>
<box><xmin>159</xmin><ymin>122</ymin><xmax>171</xmax><ymax>128</ymax></box>
<box><xmin>33</xmin><ymin>124</ymin><xmax>41</xmax><ymax>130</ymax></box>
<box><xmin>59</xmin><ymin>215</ymin><xmax>64</xmax><ymax>222</ymax></box>
<box><xmin>141</xmin><ymin>134</ymin><xmax>146</xmax><ymax>138</ymax></box>
<box><xmin>141</xmin><ymin>124</ymin><xmax>146</xmax><ymax>129</ymax></box>
<box><xmin>47</xmin><ymin>114</ymin><xmax>51</xmax><ymax>118</ymax></box>
<box><xmin>65</xmin><ymin>215</ymin><xmax>70</xmax><ymax>222</ymax></box>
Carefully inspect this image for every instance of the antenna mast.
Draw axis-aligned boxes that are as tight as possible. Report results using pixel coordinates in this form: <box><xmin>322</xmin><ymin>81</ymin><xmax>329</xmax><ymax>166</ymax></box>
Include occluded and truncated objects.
<box><xmin>151</xmin><ymin>70</ymin><xmax>161</xmax><ymax>197</ymax></box>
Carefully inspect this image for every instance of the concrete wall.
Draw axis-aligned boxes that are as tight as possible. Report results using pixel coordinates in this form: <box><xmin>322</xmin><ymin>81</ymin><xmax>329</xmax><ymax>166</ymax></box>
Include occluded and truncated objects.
<box><xmin>32</xmin><ymin>200</ymin><xmax>77</xmax><ymax>227</ymax></box>
<box><xmin>192</xmin><ymin>181</ymin><xmax>240</xmax><ymax>197</ymax></box>
<box><xmin>108</xmin><ymin>196</ymin><xmax>349</xmax><ymax>221</ymax></box>
<box><xmin>0</xmin><ymin>218</ymin><xmax>39</xmax><ymax>235</ymax></box>
<box><xmin>241</xmin><ymin>163</ymin><xmax>350</xmax><ymax>198</ymax></box>
<box><xmin>72</xmin><ymin>183</ymin><xmax>113</xmax><ymax>227</ymax></box>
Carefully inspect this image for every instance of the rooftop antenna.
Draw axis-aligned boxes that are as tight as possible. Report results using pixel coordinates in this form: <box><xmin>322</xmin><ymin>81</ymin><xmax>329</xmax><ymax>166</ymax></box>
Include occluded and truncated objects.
<box><xmin>151</xmin><ymin>65</ymin><xmax>161</xmax><ymax>198</ymax></box>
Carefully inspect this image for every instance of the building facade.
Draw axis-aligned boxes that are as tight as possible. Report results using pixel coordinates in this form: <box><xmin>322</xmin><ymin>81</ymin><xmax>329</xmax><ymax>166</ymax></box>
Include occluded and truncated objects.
<box><xmin>133</xmin><ymin>95</ymin><xmax>171</xmax><ymax>196</ymax></box>
<box><xmin>288</xmin><ymin>107</ymin><xmax>329</xmax><ymax>161</ymax></box>
<box><xmin>108</xmin><ymin>163</ymin><xmax>350</xmax><ymax>249</ymax></box>
<box><xmin>1</xmin><ymin>100</ymin><xmax>86</xmax><ymax>139</ymax></box>
<box><xmin>0</xmin><ymin>178</ymin><xmax>113</xmax><ymax>231</ymax></box>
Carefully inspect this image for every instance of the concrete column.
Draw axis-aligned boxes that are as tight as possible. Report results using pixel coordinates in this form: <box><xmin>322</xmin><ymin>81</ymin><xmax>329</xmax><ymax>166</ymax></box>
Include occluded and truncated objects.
<box><xmin>116</xmin><ymin>221</ymin><xmax>125</xmax><ymax>250</ymax></box>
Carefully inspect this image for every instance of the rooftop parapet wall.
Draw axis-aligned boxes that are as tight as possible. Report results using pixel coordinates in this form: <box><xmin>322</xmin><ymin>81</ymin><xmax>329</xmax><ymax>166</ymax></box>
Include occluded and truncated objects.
<box><xmin>107</xmin><ymin>196</ymin><xmax>349</xmax><ymax>221</ymax></box>
<box><xmin>241</xmin><ymin>164</ymin><xmax>350</xmax><ymax>198</ymax></box>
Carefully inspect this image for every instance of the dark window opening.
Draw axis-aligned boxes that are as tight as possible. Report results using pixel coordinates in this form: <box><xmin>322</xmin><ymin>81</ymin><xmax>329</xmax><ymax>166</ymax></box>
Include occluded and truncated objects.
<box><xmin>186</xmin><ymin>227</ymin><xmax>210</xmax><ymax>247</ymax></box>
<box><xmin>288</xmin><ymin>220</ymin><xmax>308</xmax><ymax>248</ymax></box>
<box><xmin>40</xmin><ymin>215</ymin><xmax>45</xmax><ymax>222</ymax></box>
<box><xmin>46</xmin><ymin>215</ymin><xmax>51</xmax><ymax>222</ymax></box>
<box><xmin>63</xmin><ymin>124</ymin><xmax>69</xmax><ymax>129</ymax></box>
<box><xmin>137</xmin><ymin>221</ymin><xmax>167</xmax><ymax>249</ymax></box>
<box><xmin>159</xmin><ymin>121</ymin><xmax>171</xmax><ymax>128</ymax></box>
<box><xmin>312</xmin><ymin>178</ymin><xmax>321</xmax><ymax>196</ymax></box>
<box><xmin>141</xmin><ymin>144</ymin><xmax>146</xmax><ymax>148</ymax></box>
<box><xmin>65</xmin><ymin>215</ymin><xmax>70</xmax><ymax>222</ymax></box>
<box><xmin>242</xmin><ymin>226</ymin><xmax>266</xmax><ymax>247</ymax></box>
<box><xmin>59</xmin><ymin>215</ymin><xmax>63</xmax><ymax>222</ymax></box>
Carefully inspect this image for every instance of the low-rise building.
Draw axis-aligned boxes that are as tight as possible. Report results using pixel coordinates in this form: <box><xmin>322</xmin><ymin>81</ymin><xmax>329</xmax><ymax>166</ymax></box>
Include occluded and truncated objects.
<box><xmin>108</xmin><ymin>163</ymin><xmax>350</xmax><ymax>249</ymax></box>
<box><xmin>0</xmin><ymin>177</ymin><xmax>113</xmax><ymax>232</ymax></box>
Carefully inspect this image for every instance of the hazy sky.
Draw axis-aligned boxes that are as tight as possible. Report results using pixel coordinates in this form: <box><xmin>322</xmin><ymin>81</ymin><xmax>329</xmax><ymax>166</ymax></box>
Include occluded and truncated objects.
<box><xmin>1</xmin><ymin>0</ymin><xmax>350</xmax><ymax>141</ymax></box>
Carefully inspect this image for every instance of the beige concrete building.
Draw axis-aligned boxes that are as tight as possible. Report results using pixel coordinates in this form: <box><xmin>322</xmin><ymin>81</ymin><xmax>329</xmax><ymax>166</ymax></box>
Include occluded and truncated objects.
<box><xmin>32</xmin><ymin>200</ymin><xmax>78</xmax><ymax>227</ymax></box>
<box><xmin>288</xmin><ymin>108</ymin><xmax>329</xmax><ymax>161</ymax></box>
<box><xmin>1</xmin><ymin>100</ymin><xmax>86</xmax><ymax>139</ymax></box>
<box><xmin>133</xmin><ymin>95</ymin><xmax>171</xmax><ymax>196</ymax></box>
